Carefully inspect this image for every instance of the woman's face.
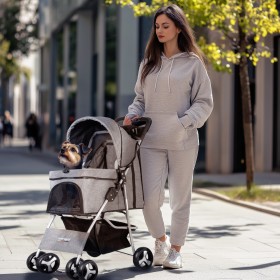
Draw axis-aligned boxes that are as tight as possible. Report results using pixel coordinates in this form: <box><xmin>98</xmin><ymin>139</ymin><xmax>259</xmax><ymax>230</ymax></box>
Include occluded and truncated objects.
<box><xmin>155</xmin><ymin>14</ymin><xmax>180</xmax><ymax>45</ymax></box>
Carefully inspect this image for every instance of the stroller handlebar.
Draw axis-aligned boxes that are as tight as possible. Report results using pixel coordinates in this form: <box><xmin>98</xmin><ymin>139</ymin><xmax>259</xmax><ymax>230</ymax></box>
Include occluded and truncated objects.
<box><xmin>115</xmin><ymin>116</ymin><xmax>152</xmax><ymax>141</ymax></box>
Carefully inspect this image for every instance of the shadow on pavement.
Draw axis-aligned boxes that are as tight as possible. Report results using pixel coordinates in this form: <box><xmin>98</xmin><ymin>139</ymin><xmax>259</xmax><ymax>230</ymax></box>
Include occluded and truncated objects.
<box><xmin>0</xmin><ymin>225</ymin><xmax>20</xmax><ymax>231</ymax></box>
<box><xmin>97</xmin><ymin>267</ymin><xmax>194</xmax><ymax>279</ymax></box>
<box><xmin>0</xmin><ymin>190</ymin><xmax>49</xmax><ymax>206</ymax></box>
<box><xmin>0</xmin><ymin>266</ymin><xmax>194</xmax><ymax>280</ymax></box>
<box><xmin>188</xmin><ymin>223</ymin><xmax>264</xmax><ymax>239</ymax></box>
<box><xmin>230</xmin><ymin>261</ymin><xmax>280</xmax><ymax>270</ymax></box>
<box><xmin>0</xmin><ymin>146</ymin><xmax>60</xmax><ymax>175</ymax></box>
<box><xmin>0</xmin><ymin>272</ymin><xmax>68</xmax><ymax>280</ymax></box>
<box><xmin>0</xmin><ymin>211</ymin><xmax>47</xmax><ymax>221</ymax></box>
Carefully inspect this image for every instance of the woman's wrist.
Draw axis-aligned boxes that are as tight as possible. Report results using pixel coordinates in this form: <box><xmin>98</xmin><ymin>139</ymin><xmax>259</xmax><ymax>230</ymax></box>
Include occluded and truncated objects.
<box><xmin>125</xmin><ymin>113</ymin><xmax>136</xmax><ymax>119</ymax></box>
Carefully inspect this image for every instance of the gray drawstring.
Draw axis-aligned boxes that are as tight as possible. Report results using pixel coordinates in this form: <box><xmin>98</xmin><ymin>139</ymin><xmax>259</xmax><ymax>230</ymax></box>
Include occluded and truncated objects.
<box><xmin>154</xmin><ymin>58</ymin><xmax>174</xmax><ymax>93</ymax></box>
<box><xmin>168</xmin><ymin>58</ymin><xmax>174</xmax><ymax>93</ymax></box>
<box><xmin>154</xmin><ymin>62</ymin><xmax>163</xmax><ymax>92</ymax></box>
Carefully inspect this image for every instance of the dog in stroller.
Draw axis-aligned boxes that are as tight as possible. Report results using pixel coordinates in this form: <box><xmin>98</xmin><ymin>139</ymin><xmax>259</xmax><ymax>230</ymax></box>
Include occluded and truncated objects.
<box><xmin>58</xmin><ymin>141</ymin><xmax>92</xmax><ymax>172</ymax></box>
<box><xmin>26</xmin><ymin>116</ymin><xmax>153</xmax><ymax>280</ymax></box>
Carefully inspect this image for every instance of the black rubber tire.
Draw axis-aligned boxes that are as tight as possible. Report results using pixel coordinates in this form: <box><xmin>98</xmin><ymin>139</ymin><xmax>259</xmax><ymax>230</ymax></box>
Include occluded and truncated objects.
<box><xmin>65</xmin><ymin>257</ymin><xmax>84</xmax><ymax>280</ymax></box>
<box><xmin>36</xmin><ymin>252</ymin><xmax>60</xmax><ymax>273</ymax></box>
<box><xmin>26</xmin><ymin>251</ymin><xmax>45</xmax><ymax>272</ymax></box>
<box><xmin>133</xmin><ymin>247</ymin><xmax>153</xmax><ymax>269</ymax></box>
<box><xmin>78</xmin><ymin>259</ymin><xmax>98</xmax><ymax>280</ymax></box>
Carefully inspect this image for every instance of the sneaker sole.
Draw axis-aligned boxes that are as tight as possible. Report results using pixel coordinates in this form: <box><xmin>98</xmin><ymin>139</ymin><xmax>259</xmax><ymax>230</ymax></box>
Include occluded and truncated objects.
<box><xmin>163</xmin><ymin>263</ymin><xmax>183</xmax><ymax>269</ymax></box>
<box><xmin>153</xmin><ymin>262</ymin><xmax>163</xmax><ymax>266</ymax></box>
<box><xmin>153</xmin><ymin>258</ymin><xmax>166</xmax><ymax>266</ymax></box>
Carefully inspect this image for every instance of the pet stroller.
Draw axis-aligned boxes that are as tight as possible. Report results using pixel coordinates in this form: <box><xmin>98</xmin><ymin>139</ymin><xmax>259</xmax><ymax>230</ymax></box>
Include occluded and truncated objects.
<box><xmin>26</xmin><ymin>116</ymin><xmax>153</xmax><ymax>280</ymax></box>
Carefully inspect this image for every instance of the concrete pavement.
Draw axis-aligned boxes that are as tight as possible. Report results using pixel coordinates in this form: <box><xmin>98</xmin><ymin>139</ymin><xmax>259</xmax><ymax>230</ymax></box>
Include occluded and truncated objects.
<box><xmin>0</xmin><ymin>139</ymin><xmax>280</xmax><ymax>280</ymax></box>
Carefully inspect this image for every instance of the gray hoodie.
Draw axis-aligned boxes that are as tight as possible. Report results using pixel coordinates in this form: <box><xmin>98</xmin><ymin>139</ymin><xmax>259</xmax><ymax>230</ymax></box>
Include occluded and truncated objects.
<box><xmin>127</xmin><ymin>52</ymin><xmax>213</xmax><ymax>150</ymax></box>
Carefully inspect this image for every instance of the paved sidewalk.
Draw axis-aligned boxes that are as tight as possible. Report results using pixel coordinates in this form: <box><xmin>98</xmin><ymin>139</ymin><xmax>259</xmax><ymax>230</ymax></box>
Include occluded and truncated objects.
<box><xmin>0</xmin><ymin>139</ymin><xmax>280</xmax><ymax>280</ymax></box>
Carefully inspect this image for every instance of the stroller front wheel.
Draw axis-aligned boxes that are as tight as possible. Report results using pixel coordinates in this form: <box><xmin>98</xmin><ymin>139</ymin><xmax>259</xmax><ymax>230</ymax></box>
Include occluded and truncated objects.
<box><xmin>133</xmin><ymin>247</ymin><xmax>153</xmax><ymax>269</ymax></box>
<box><xmin>66</xmin><ymin>257</ymin><xmax>84</xmax><ymax>280</ymax></box>
<box><xmin>26</xmin><ymin>251</ymin><xmax>46</xmax><ymax>272</ymax></box>
<box><xmin>78</xmin><ymin>260</ymin><xmax>98</xmax><ymax>280</ymax></box>
<box><xmin>36</xmin><ymin>252</ymin><xmax>60</xmax><ymax>273</ymax></box>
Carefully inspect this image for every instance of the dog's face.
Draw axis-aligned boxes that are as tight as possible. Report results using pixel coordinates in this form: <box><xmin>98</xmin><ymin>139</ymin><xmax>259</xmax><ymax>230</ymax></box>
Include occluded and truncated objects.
<box><xmin>58</xmin><ymin>141</ymin><xmax>91</xmax><ymax>169</ymax></box>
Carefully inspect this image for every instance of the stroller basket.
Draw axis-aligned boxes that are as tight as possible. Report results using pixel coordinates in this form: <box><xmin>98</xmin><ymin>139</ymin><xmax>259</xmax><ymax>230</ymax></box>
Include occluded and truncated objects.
<box><xmin>61</xmin><ymin>217</ymin><xmax>131</xmax><ymax>256</ymax></box>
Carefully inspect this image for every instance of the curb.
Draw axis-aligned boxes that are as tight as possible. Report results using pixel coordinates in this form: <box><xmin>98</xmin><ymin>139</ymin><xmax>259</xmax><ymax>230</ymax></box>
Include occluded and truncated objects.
<box><xmin>193</xmin><ymin>188</ymin><xmax>280</xmax><ymax>217</ymax></box>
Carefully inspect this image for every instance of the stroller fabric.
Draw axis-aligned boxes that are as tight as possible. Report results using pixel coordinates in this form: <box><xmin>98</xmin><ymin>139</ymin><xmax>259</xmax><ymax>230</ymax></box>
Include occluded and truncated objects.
<box><xmin>47</xmin><ymin>116</ymin><xmax>144</xmax><ymax>215</ymax></box>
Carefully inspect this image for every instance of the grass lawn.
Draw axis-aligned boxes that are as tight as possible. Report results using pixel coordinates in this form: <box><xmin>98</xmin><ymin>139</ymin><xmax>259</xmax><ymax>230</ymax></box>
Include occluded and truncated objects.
<box><xmin>193</xmin><ymin>181</ymin><xmax>280</xmax><ymax>202</ymax></box>
<box><xmin>215</xmin><ymin>186</ymin><xmax>280</xmax><ymax>202</ymax></box>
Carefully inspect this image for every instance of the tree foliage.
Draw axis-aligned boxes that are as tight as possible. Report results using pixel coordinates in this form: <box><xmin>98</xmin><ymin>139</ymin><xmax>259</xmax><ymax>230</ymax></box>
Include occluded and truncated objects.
<box><xmin>106</xmin><ymin>0</ymin><xmax>280</xmax><ymax>72</ymax></box>
<box><xmin>0</xmin><ymin>0</ymin><xmax>38</xmax><ymax>78</ymax></box>
<box><xmin>0</xmin><ymin>35</ymin><xmax>9</xmax><ymax>68</ymax></box>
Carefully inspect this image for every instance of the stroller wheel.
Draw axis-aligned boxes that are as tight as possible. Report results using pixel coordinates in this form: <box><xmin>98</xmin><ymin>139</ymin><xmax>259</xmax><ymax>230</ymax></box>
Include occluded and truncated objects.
<box><xmin>78</xmin><ymin>260</ymin><xmax>98</xmax><ymax>280</ymax></box>
<box><xmin>26</xmin><ymin>251</ymin><xmax>46</xmax><ymax>272</ymax></box>
<box><xmin>66</xmin><ymin>257</ymin><xmax>84</xmax><ymax>280</ymax></box>
<box><xmin>133</xmin><ymin>247</ymin><xmax>153</xmax><ymax>269</ymax></box>
<box><xmin>36</xmin><ymin>252</ymin><xmax>60</xmax><ymax>273</ymax></box>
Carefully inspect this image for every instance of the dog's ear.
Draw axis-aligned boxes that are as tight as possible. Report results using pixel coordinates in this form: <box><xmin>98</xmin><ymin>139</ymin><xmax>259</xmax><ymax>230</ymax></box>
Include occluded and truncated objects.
<box><xmin>79</xmin><ymin>143</ymin><xmax>92</xmax><ymax>156</ymax></box>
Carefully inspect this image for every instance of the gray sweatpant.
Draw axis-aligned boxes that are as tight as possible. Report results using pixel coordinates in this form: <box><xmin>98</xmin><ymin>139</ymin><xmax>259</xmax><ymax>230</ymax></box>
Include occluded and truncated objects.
<box><xmin>140</xmin><ymin>147</ymin><xmax>198</xmax><ymax>246</ymax></box>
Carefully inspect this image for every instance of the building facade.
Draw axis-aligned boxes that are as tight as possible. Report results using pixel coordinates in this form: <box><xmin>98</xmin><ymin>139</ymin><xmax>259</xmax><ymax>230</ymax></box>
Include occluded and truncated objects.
<box><xmin>38</xmin><ymin>0</ymin><xmax>280</xmax><ymax>173</ymax></box>
<box><xmin>39</xmin><ymin>0</ymin><xmax>146</xmax><ymax>149</ymax></box>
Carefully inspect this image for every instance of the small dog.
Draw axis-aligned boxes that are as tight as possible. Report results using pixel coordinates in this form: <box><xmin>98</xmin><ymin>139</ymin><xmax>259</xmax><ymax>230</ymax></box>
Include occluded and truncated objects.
<box><xmin>58</xmin><ymin>141</ymin><xmax>92</xmax><ymax>172</ymax></box>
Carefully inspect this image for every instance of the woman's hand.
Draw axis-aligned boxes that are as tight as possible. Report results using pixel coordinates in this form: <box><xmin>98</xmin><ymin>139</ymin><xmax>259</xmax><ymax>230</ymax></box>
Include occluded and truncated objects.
<box><xmin>123</xmin><ymin>115</ymin><xmax>139</xmax><ymax>126</ymax></box>
<box><xmin>123</xmin><ymin>116</ymin><xmax>132</xmax><ymax>126</ymax></box>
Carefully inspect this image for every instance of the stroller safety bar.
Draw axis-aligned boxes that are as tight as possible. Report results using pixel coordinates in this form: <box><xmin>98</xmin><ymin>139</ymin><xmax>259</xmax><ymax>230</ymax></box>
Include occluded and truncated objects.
<box><xmin>104</xmin><ymin>218</ymin><xmax>137</xmax><ymax>231</ymax></box>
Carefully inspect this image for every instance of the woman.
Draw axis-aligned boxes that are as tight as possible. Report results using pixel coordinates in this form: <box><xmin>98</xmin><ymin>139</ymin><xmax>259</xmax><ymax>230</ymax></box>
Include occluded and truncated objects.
<box><xmin>25</xmin><ymin>113</ymin><xmax>39</xmax><ymax>151</ymax></box>
<box><xmin>124</xmin><ymin>4</ymin><xmax>213</xmax><ymax>269</ymax></box>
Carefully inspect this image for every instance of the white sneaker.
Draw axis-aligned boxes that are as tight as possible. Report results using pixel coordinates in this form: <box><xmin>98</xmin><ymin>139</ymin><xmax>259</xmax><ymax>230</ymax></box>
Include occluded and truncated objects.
<box><xmin>163</xmin><ymin>248</ymin><xmax>183</xmax><ymax>269</ymax></box>
<box><xmin>153</xmin><ymin>236</ymin><xmax>171</xmax><ymax>266</ymax></box>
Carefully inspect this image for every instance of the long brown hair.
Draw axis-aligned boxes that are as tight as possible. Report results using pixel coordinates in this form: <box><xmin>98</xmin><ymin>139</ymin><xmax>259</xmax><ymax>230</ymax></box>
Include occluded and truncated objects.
<box><xmin>141</xmin><ymin>4</ymin><xmax>205</xmax><ymax>84</ymax></box>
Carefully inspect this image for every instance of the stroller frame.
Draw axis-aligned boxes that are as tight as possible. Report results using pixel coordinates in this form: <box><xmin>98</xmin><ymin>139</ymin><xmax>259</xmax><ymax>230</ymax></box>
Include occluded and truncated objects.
<box><xmin>26</xmin><ymin>117</ymin><xmax>153</xmax><ymax>280</ymax></box>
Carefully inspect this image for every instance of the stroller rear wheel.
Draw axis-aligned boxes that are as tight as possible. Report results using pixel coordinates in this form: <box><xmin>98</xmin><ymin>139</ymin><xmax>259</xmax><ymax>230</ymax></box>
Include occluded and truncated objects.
<box><xmin>78</xmin><ymin>260</ymin><xmax>98</xmax><ymax>280</ymax></box>
<box><xmin>36</xmin><ymin>252</ymin><xmax>60</xmax><ymax>273</ymax></box>
<box><xmin>66</xmin><ymin>257</ymin><xmax>84</xmax><ymax>280</ymax></box>
<box><xmin>133</xmin><ymin>247</ymin><xmax>153</xmax><ymax>269</ymax></box>
<box><xmin>26</xmin><ymin>251</ymin><xmax>45</xmax><ymax>272</ymax></box>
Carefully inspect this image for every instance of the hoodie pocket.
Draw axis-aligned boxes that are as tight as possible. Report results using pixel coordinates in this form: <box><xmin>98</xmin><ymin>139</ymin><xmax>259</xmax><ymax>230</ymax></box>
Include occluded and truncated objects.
<box><xmin>143</xmin><ymin>111</ymin><xmax>187</xmax><ymax>148</ymax></box>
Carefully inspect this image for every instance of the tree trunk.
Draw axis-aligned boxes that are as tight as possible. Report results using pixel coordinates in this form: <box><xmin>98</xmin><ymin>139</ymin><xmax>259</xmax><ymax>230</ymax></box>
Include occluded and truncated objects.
<box><xmin>239</xmin><ymin>51</ymin><xmax>254</xmax><ymax>191</ymax></box>
<box><xmin>238</xmin><ymin>0</ymin><xmax>254</xmax><ymax>192</ymax></box>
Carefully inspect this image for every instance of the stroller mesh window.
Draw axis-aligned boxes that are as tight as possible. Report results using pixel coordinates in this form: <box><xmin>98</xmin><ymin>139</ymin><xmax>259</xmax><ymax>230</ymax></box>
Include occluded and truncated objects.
<box><xmin>47</xmin><ymin>182</ymin><xmax>83</xmax><ymax>215</ymax></box>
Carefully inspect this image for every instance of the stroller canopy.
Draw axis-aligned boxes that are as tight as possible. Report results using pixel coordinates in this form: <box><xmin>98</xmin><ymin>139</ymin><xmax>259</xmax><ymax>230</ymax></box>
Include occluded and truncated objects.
<box><xmin>66</xmin><ymin>116</ymin><xmax>137</xmax><ymax>168</ymax></box>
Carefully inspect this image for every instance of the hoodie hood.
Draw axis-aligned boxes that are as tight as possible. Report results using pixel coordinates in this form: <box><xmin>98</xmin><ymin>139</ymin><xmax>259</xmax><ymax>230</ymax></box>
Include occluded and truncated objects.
<box><xmin>154</xmin><ymin>52</ymin><xmax>192</xmax><ymax>93</ymax></box>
